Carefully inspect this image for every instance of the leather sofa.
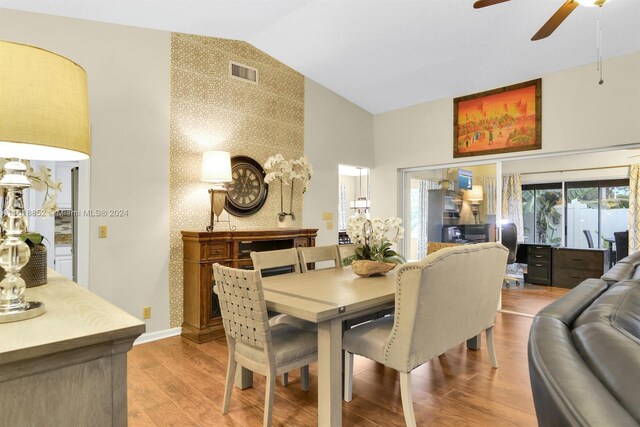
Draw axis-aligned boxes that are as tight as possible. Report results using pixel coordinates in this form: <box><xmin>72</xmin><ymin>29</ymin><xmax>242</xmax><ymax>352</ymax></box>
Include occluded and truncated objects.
<box><xmin>528</xmin><ymin>252</ymin><xmax>640</xmax><ymax>427</ymax></box>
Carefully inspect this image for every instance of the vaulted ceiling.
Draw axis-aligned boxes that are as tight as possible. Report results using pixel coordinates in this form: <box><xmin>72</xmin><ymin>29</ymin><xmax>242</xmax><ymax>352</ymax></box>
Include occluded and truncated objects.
<box><xmin>2</xmin><ymin>0</ymin><xmax>639</xmax><ymax>113</ymax></box>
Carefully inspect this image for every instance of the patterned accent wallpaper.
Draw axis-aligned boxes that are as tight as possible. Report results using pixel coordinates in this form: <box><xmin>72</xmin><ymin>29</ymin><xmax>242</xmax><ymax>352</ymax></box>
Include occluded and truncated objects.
<box><xmin>169</xmin><ymin>33</ymin><xmax>305</xmax><ymax>327</ymax></box>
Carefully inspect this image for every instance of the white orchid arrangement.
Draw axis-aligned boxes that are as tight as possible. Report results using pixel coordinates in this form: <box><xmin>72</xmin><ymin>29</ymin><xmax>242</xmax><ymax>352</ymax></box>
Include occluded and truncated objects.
<box><xmin>264</xmin><ymin>154</ymin><xmax>313</xmax><ymax>220</ymax></box>
<box><xmin>0</xmin><ymin>159</ymin><xmax>61</xmax><ymax>216</ymax></box>
<box><xmin>343</xmin><ymin>214</ymin><xmax>405</xmax><ymax>265</ymax></box>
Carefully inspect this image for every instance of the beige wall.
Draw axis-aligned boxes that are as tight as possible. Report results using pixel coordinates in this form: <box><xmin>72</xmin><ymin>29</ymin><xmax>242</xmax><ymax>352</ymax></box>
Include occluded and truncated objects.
<box><xmin>372</xmin><ymin>53</ymin><xmax>640</xmax><ymax>220</ymax></box>
<box><xmin>169</xmin><ymin>34</ymin><xmax>305</xmax><ymax>327</ymax></box>
<box><xmin>0</xmin><ymin>9</ymin><xmax>172</xmax><ymax>333</ymax></box>
<box><xmin>303</xmin><ymin>79</ymin><xmax>374</xmax><ymax>246</ymax></box>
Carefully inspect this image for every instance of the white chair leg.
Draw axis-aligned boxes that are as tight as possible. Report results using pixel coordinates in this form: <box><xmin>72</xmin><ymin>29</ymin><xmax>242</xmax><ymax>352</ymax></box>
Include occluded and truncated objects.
<box><xmin>281</xmin><ymin>372</ymin><xmax>288</xmax><ymax>387</ymax></box>
<box><xmin>400</xmin><ymin>371</ymin><xmax>417</xmax><ymax>427</ymax></box>
<box><xmin>223</xmin><ymin>354</ymin><xmax>237</xmax><ymax>414</ymax></box>
<box><xmin>344</xmin><ymin>351</ymin><xmax>354</xmax><ymax>402</ymax></box>
<box><xmin>300</xmin><ymin>365</ymin><xmax>310</xmax><ymax>391</ymax></box>
<box><xmin>486</xmin><ymin>325</ymin><xmax>499</xmax><ymax>369</ymax></box>
<box><xmin>264</xmin><ymin>368</ymin><xmax>276</xmax><ymax>427</ymax></box>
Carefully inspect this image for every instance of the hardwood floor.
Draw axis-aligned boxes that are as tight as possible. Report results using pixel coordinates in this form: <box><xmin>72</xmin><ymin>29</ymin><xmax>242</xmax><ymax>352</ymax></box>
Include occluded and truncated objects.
<box><xmin>128</xmin><ymin>285</ymin><xmax>569</xmax><ymax>426</ymax></box>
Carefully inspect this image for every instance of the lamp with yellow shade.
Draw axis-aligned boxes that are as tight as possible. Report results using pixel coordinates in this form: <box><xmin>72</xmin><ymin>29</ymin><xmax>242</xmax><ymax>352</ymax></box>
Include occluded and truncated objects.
<box><xmin>0</xmin><ymin>41</ymin><xmax>90</xmax><ymax>323</ymax></box>
<box><xmin>467</xmin><ymin>185</ymin><xmax>484</xmax><ymax>224</ymax></box>
<box><xmin>201</xmin><ymin>151</ymin><xmax>232</xmax><ymax>231</ymax></box>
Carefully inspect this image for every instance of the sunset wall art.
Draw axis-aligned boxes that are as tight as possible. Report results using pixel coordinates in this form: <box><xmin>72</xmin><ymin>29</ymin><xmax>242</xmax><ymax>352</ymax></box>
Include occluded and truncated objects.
<box><xmin>453</xmin><ymin>79</ymin><xmax>541</xmax><ymax>158</ymax></box>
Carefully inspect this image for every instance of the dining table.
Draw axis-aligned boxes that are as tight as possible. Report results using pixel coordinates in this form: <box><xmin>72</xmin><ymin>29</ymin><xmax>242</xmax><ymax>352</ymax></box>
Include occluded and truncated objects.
<box><xmin>234</xmin><ymin>267</ymin><xmax>396</xmax><ymax>427</ymax></box>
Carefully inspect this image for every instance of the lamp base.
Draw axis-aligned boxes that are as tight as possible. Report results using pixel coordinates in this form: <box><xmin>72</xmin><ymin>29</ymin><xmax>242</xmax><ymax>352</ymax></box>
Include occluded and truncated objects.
<box><xmin>0</xmin><ymin>300</ymin><xmax>45</xmax><ymax>323</ymax></box>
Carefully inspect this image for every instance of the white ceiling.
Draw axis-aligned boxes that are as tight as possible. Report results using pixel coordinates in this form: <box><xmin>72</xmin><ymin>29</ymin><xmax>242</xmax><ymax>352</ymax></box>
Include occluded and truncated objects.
<box><xmin>2</xmin><ymin>0</ymin><xmax>639</xmax><ymax>114</ymax></box>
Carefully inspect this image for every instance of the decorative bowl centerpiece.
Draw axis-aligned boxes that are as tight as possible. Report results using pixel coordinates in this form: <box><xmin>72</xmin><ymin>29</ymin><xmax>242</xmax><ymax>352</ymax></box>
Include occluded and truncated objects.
<box><xmin>343</xmin><ymin>214</ymin><xmax>405</xmax><ymax>277</ymax></box>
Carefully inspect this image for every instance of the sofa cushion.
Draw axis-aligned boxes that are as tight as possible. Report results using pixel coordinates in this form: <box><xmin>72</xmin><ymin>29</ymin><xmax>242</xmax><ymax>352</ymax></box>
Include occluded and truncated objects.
<box><xmin>572</xmin><ymin>281</ymin><xmax>637</xmax><ymax>329</ymax></box>
<box><xmin>537</xmin><ymin>279</ymin><xmax>607</xmax><ymax>326</ymax></box>
<box><xmin>343</xmin><ymin>316</ymin><xmax>394</xmax><ymax>364</ymax></box>
<box><xmin>235</xmin><ymin>324</ymin><xmax>317</xmax><ymax>367</ymax></box>
<box><xmin>601</xmin><ymin>261</ymin><xmax>635</xmax><ymax>285</ymax></box>
<box><xmin>572</xmin><ymin>322</ymin><xmax>640</xmax><ymax>423</ymax></box>
<box><xmin>528</xmin><ymin>316</ymin><xmax>638</xmax><ymax>427</ymax></box>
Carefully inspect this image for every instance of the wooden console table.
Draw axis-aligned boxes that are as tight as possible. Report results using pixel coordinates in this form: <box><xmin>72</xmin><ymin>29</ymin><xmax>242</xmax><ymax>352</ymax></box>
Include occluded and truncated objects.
<box><xmin>0</xmin><ymin>270</ymin><xmax>144</xmax><ymax>426</ymax></box>
<box><xmin>181</xmin><ymin>228</ymin><xmax>318</xmax><ymax>343</ymax></box>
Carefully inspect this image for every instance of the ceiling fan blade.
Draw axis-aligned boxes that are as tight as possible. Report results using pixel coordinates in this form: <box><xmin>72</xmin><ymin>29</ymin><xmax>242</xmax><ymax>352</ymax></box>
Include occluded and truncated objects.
<box><xmin>473</xmin><ymin>0</ymin><xmax>510</xmax><ymax>8</ymax></box>
<box><xmin>531</xmin><ymin>0</ymin><xmax>579</xmax><ymax>41</ymax></box>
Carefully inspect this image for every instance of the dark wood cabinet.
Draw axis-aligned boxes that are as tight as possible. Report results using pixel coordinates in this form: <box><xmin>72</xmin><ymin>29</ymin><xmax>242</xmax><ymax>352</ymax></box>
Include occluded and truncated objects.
<box><xmin>523</xmin><ymin>244</ymin><xmax>553</xmax><ymax>285</ymax></box>
<box><xmin>181</xmin><ymin>228</ymin><xmax>318</xmax><ymax>343</ymax></box>
<box><xmin>552</xmin><ymin>247</ymin><xmax>608</xmax><ymax>289</ymax></box>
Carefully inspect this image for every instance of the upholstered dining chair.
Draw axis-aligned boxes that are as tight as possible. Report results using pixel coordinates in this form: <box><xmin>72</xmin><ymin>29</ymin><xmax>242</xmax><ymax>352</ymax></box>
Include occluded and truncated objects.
<box><xmin>342</xmin><ymin>242</ymin><xmax>509</xmax><ymax>427</ymax></box>
<box><xmin>213</xmin><ymin>264</ymin><xmax>317</xmax><ymax>427</ymax></box>
<box><xmin>297</xmin><ymin>244</ymin><xmax>342</xmax><ymax>272</ymax></box>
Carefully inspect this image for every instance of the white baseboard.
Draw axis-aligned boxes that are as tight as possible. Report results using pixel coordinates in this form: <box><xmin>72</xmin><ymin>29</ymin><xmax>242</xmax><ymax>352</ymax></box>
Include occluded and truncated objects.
<box><xmin>134</xmin><ymin>327</ymin><xmax>181</xmax><ymax>346</ymax></box>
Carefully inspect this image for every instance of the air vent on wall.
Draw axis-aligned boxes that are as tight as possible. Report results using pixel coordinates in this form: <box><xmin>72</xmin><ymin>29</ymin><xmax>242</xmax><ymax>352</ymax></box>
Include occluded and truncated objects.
<box><xmin>229</xmin><ymin>61</ymin><xmax>258</xmax><ymax>84</ymax></box>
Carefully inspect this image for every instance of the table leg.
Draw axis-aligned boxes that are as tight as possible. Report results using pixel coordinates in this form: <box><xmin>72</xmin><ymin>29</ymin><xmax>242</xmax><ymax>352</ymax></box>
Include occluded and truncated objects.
<box><xmin>234</xmin><ymin>366</ymin><xmax>253</xmax><ymax>390</ymax></box>
<box><xmin>318</xmin><ymin>318</ymin><xmax>343</xmax><ymax>427</ymax></box>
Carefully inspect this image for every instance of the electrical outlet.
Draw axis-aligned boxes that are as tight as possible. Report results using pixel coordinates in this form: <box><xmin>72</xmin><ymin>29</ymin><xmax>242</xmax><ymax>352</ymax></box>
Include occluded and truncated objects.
<box><xmin>99</xmin><ymin>225</ymin><xmax>107</xmax><ymax>238</ymax></box>
<box><xmin>326</xmin><ymin>221</ymin><xmax>333</xmax><ymax>230</ymax></box>
<box><xmin>143</xmin><ymin>306</ymin><xmax>151</xmax><ymax>319</ymax></box>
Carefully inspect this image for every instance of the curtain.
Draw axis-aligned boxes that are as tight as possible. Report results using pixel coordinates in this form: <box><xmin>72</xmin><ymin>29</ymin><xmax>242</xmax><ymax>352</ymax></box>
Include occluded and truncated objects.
<box><xmin>417</xmin><ymin>180</ymin><xmax>441</xmax><ymax>259</ymax></box>
<box><xmin>479</xmin><ymin>176</ymin><xmax>497</xmax><ymax>218</ymax></box>
<box><xmin>502</xmin><ymin>174</ymin><xmax>524</xmax><ymax>242</ymax></box>
<box><xmin>628</xmin><ymin>165</ymin><xmax>640</xmax><ymax>253</ymax></box>
<box><xmin>338</xmin><ymin>183</ymin><xmax>348</xmax><ymax>231</ymax></box>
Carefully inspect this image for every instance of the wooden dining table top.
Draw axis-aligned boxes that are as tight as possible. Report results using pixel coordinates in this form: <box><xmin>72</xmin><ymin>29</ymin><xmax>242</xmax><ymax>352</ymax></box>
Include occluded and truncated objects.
<box><xmin>261</xmin><ymin>267</ymin><xmax>396</xmax><ymax>323</ymax></box>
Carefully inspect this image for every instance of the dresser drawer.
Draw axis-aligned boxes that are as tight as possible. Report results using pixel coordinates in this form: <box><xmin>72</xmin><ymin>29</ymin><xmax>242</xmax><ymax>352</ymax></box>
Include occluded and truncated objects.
<box><xmin>204</xmin><ymin>242</ymin><xmax>229</xmax><ymax>260</ymax></box>
<box><xmin>527</xmin><ymin>262</ymin><xmax>551</xmax><ymax>285</ymax></box>
<box><xmin>552</xmin><ymin>268</ymin><xmax>602</xmax><ymax>289</ymax></box>
<box><xmin>528</xmin><ymin>252</ymin><xmax>550</xmax><ymax>263</ymax></box>
<box><xmin>528</xmin><ymin>245</ymin><xmax>551</xmax><ymax>256</ymax></box>
<box><xmin>553</xmin><ymin>249</ymin><xmax>604</xmax><ymax>270</ymax></box>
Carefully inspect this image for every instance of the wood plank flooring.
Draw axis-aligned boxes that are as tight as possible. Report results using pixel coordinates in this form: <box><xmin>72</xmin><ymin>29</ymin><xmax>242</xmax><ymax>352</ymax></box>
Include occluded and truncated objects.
<box><xmin>128</xmin><ymin>285</ymin><xmax>569</xmax><ymax>426</ymax></box>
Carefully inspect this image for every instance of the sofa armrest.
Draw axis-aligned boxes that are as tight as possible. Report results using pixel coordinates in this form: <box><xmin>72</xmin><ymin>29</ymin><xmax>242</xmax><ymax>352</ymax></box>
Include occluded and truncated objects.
<box><xmin>528</xmin><ymin>317</ymin><xmax>638</xmax><ymax>427</ymax></box>
<box><xmin>537</xmin><ymin>279</ymin><xmax>607</xmax><ymax>325</ymax></box>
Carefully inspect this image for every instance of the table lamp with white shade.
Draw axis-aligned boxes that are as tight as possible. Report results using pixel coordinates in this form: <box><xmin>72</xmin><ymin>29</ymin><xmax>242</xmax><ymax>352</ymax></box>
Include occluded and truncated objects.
<box><xmin>0</xmin><ymin>41</ymin><xmax>90</xmax><ymax>323</ymax></box>
<box><xmin>201</xmin><ymin>151</ymin><xmax>232</xmax><ymax>231</ymax></box>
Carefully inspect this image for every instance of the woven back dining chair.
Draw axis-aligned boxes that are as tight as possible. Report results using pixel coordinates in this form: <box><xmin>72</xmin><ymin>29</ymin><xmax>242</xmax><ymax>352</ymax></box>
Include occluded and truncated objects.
<box><xmin>250</xmin><ymin>248</ymin><xmax>315</xmax><ymax>385</ymax></box>
<box><xmin>213</xmin><ymin>264</ymin><xmax>317</xmax><ymax>427</ymax></box>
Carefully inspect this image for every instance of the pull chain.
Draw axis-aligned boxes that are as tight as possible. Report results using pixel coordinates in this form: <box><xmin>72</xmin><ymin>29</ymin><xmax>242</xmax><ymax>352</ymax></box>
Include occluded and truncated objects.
<box><xmin>597</xmin><ymin>9</ymin><xmax>604</xmax><ymax>85</ymax></box>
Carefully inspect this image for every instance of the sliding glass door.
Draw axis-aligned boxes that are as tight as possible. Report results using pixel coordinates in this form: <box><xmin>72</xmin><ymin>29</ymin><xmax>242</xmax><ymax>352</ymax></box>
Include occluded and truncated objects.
<box><xmin>522</xmin><ymin>183</ymin><xmax>563</xmax><ymax>244</ymax></box>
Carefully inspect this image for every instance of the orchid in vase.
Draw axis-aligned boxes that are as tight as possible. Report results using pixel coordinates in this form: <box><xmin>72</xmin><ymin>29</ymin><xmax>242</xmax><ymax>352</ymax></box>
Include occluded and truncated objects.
<box><xmin>343</xmin><ymin>214</ymin><xmax>406</xmax><ymax>272</ymax></box>
<box><xmin>263</xmin><ymin>154</ymin><xmax>312</xmax><ymax>222</ymax></box>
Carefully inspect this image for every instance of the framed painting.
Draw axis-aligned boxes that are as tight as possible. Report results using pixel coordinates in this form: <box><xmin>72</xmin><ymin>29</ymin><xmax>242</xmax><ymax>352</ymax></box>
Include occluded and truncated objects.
<box><xmin>453</xmin><ymin>79</ymin><xmax>541</xmax><ymax>158</ymax></box>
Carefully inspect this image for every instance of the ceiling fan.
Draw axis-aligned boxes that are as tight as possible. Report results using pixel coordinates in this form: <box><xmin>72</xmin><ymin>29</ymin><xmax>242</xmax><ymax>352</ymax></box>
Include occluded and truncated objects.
<box><xmin>473</xmin><ymin>0</ymin><xmax>609</xmax><ymax>41</ymax></box>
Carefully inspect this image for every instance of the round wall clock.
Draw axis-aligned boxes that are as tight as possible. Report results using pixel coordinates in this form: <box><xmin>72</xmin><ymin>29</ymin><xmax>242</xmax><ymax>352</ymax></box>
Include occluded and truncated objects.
<box><xmin>225</xmin><ymin>156</ymin><xmax>268</xmax><ymax>217</ymax></box>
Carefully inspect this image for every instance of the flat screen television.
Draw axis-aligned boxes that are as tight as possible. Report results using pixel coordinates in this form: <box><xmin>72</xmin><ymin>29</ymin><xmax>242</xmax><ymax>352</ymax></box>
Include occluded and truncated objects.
<box><xmin>458</xmin><ymin>169</ymin><xmax>473</xmax><ymax>190</ymax></box>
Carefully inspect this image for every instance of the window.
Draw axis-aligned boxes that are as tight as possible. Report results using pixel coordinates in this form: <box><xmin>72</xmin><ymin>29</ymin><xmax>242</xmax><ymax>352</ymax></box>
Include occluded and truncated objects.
<box><xmin>523</xmin><ymin>179</ymin><xmax>629</xmax><ymax>247</ymax></box>
<box><xmin>566</xmin><ymin>179</ymin><xmax>629</xmax><ymax>249</ymax></box>
<box><xmin>522</xmin><ymin>183</ymin><xmax>563</xmax><ymax>244</ymax></box>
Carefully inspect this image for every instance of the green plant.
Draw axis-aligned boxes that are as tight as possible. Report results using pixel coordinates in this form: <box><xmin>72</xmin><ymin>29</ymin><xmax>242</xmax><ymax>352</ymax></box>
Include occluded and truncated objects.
<box><xmin>19</xmin><ymin>232</ymin><xmax>48</xmax><ymax>247</ymax></box>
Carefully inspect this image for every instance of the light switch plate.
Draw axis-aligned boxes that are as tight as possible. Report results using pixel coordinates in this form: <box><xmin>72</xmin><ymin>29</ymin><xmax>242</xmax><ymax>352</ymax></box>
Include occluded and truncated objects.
<box><xmin>99</xmin><ymin>225</ymin><xmax>107</xmax><ymax>238</ymax></box>
<box><xmin>322</xmin><ymin>212</ymin><xmax>333</xmax><ymax>221</ymax></box>
<box><xmin>326</xmin><ymin>221</ymin><xmax>333</xmax><ymax>230</ymax></box>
